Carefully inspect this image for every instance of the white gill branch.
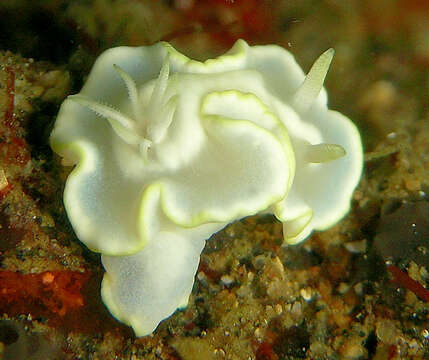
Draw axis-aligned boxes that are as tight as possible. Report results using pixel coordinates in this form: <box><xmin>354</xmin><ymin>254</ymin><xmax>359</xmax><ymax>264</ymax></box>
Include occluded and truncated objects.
<box><xmin>293</xmin><ymin>48</ymin><xmax>334</xmax><ymax>113</ymax></box>
<box><xmin>113</xmin><ymin>64</ymin><xmax>141</xmax><ymax>121</ymax></box>
<box><xmin>304</xmin><ymin>143</ymin><xmax>346</xmax><ymax>163</ymax></box>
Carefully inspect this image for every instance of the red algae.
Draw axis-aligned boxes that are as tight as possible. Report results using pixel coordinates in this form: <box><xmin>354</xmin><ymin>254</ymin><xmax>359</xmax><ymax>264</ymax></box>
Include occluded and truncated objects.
<box><xmin>0</xmin><ymin>211</ymin><xmax>26</xmax><ymax>252</ymax></box>
<box><xmin>255</xmin><ymin>341</ymin><xmax>278</xmax><ymax>360</ymax></box>
<box><xmin>252</xmin><ymin>318</ymin><xmax>310</xmax><ymax>360</ymax></box>
<box><xmin>0</xmin><ymin>270</ymin><xmax>88</xmax><ymax>317</ymax></box>
<box><xmin>387</xmin><ymin>265</ymin><xmax>429</xmax><ymax>302</ymax></box>
<box><xmin>174</xmin><ymin>0</ymin><xmax>275</xmax><ymax>48</ymax></box>
<box><xmin>198</xmin><ymin>259</ymin><xmax>222</xmax><ymax>282</ymax></box>
<box><xmin>0</xmin><ymin>270</ymin><xmax>131</xmax><ymax>335</ymax></box>
<box><xmin>0</xmin><ymin>137</ymin><xmax>31</xmax><ymax>167</ymax></box>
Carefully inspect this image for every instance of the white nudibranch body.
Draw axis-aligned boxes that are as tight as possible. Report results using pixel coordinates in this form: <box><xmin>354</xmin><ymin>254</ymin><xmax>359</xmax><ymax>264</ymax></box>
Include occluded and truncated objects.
<box><xmin>50</xmin><ymin>40</ymin><xmax>363</xmax><ymax>336</ymax></box>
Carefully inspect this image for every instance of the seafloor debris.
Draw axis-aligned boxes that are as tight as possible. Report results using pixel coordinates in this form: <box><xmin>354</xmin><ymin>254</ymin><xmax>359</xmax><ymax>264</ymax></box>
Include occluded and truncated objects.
<box><xmin>0</xmin><ymin>319</ymin><xmax>64</xmax><ymax>360</ymax></box>
<box><xmin>374</xmin><ymin>201</ymin><xmax>429</xmax><ymax>268</ymax></box>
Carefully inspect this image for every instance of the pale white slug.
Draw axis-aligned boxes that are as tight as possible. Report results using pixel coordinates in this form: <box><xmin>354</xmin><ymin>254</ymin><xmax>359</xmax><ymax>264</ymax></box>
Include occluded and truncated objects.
<box><xmin>50</xmin><ymin>40</ymin><xmax>363</xmax><ymax>336</ymax></box>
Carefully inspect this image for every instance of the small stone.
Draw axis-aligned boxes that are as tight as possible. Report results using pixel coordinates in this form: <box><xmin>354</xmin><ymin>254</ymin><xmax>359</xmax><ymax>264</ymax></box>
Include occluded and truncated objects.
<box><xmin>236</xmin><ymin>284</ymin><xmax>252</xmax><ymax>298</ymax></box>
<box><xmin>197</xmin><ymin>271</ymin><xmax>208</xmax><ymax>286</ymax></box>
<box><xmin>419</xmin><ymin>266</ymin><xmax>428</xmax><ymax>282</ymax></box>
<box><xmin>407</xmin><ymin>261</ymin><xmax>420</xmax><ymax>281</ymax></box>
<box><xmin>310</xmin><ymin>341</ymin><xmax>332</xmax><ymax>357</ymax></box>
<box><xmin>300</xmin><ymin>287</ymin><xmax>313</xmax><ymax>301</ymax></box>
<box><xmin>386</xmin><ymin>132</ymin><xmax>397</xmax><ymax>139</ymax></box>
<box><xmin>265</xmin><ymin>305</ymin><xmax>275</xmax><ymax>318</ymax></box>
<box><xmin>338</xmin><ymin>282</ymin><xmax>350</xmax><ymax>294</ymax></box>
<box><xmin>333</xmin><ymin>313</ymin><xmax>351</xmax><ymax>328</ymax></box>
<box><xmin>40</xmin><ymin>70</ymin><xmax>63</xmax><ymax>87</ymax></box>
<box><xmin>354</xmin><ymin>282</ymin><xmax>363</xmax><ymax>295</ymax></box>
<box><xmin>172</xmin><ymin>338</ymin><xmax>215</xmax><ymax>360</ymax></box>
<box><xmin>408</xmin><ymin>339</ymin><xmax>418</xmax><ymax>349</ymax></box>
<box><xmin>291</xmin><ymin>301</ymin><xmax>302</xmax><ymax>317</ymax></box>
<box><xmin>254</xmin><ymin>327</ymin><xmax>264</xmax><ymax>341</ymax></box>
<box><xmin>376</xmin><ymin>319</ymin><xmax>398</xmax><ymax>344</ymax></box>
<box><xmin>404</xmin><ymin>178</ymin><xmax>421</xmax><ymax>192</ymax></box>
<box><xmin>271</xmin><ymin>256</ymin><xmax>285</xmax><ymax>279</ymax></box>
<box><xmin>220</xmin><ymin>274</ymin><xmax>234</xmax><ymax>287</ymax></box>
<box><xmin>0</xmin><ymin>169</ymin><xmax>8</xmax><ymax>191</ymax></box>
<box><xmin>266</xmin><ymin>278</ymin><xmax>291</xmax><ymax>300</ymax></box>
<box><xmin>252</xmin><ymin>254</ymin><xmax>266</xmax><ymax>270</ymax></box>
<box><xmin>15</xmin><ymin>96</ymin><xmax>32</xmax><ymax>112</ymax></box>
<box><xmin>339</xmin><ymin>338</ymin><xmax>365</xmax><ymax>358</ymax></box>
<box><xmin>31</xmin><ymin>85</ymin><xmax>44</xmax><ymax>97</ymax></box>
<box><xmin>344</xmin><ymin>239</ymin><xmax>367</xmax><ymax>253</ymax></box>
<box><xmin>213</xmin><ymin>348</ymin><xmax>226</xmax><ymax>358</ymax></box>
<box><xmin>225</xmin><ymin>226</ymin><xmax>235</xmax><ymax>237</ymax></box>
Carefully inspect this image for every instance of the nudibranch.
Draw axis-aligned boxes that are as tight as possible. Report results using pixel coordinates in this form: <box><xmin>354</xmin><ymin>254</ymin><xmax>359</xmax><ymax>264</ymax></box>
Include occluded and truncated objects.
<box><xmin>50</xmin><ymin>40</ymin><xmax>363</xmax><ymax>336</ymax></box>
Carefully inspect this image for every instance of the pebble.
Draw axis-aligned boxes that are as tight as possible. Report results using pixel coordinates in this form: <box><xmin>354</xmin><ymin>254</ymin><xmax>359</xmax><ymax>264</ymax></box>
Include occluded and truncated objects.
<box><xmin>220</xmin><ymin>274</ymin><xmax>234</xmax><ymax>287</ymax></box>
<box><xmin>0</xmin><ymin>169</ymin><xmax>8</xmax><ymax>190</ymax></box>
<box><xmin>300</xmin><ymin>287</ymin><xmax>313</xmax><ymax>301</ymax></box>
<box><xmin>376</xmin><ymin>319</ymin><xmax>398</xmax><ymax>344</ymax></box>
<box><xmin>339</xmin><ymin>338</ymin><xmax>365</xmax><ymax>359</ymax></box>
<box><xmin>338</xmin><ymin>282</ymin><xmax>350</xmax><ymax>294</ymax></box>
<box><xmin>404</xmin><ymin>178</ymin><xmax>421</xmax><ymax>192</ymax></box>
<box><xmin>344</xmin><ymin>239</ymin><xmax>367</xmax><ymax>253</ymax></box>
<box><xmin>291</xmin><ymin>301</ymin><xmax>302</xmax><ymax>317</ymax></box>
